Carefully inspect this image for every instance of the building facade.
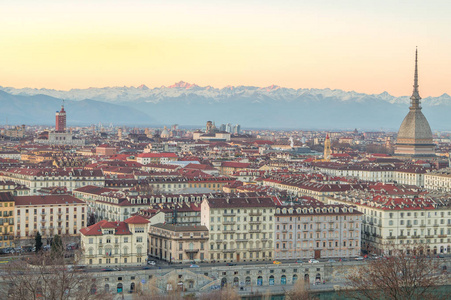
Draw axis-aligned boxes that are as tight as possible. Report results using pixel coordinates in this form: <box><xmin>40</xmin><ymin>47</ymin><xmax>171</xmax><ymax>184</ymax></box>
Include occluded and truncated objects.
<box><xmin>201</xmin><ymin>196</ymin><xmax>276</xmax><ymax>263</ymax></box>
<box><xmin>14</xmin><ymin>195</ymin><xmax>87</xmax><ymax>240</ymax></box>
<box><xmin>0</xmin><ymin>192</ymin><xmax>15</xmax><ymax>250</ymax></box>
<box><xmin>148</xmin><ymin>223</ymin><xmax>209</xmax><ymax>263</ymax></box>
<box><xmin>274</xmin><ymin>203</ymin><xmax>362</xmax><ymax>260</ymax></box>
<box><xmin>80</xmin><ymin>215</ymin><xmax>149</xmax><ymax>266</ymax></box>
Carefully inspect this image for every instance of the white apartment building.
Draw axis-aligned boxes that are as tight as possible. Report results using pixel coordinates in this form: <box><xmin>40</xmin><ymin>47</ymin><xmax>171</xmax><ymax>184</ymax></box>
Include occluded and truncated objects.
<box><xmin>0</xmin><ymin>168</ymin><xmax>105</xmax><ymax>195</ymax></box>
<box><xmin>314</xmin><ymin>162</ymin><xmax>427</xmax><ymax>187</ymax></box>
<box><xmin>80</xmin><ymin>215</ymin><xmax>149</xmax><ymax>266</ymax></box>
<box><xmin>329</xmin><ymin>192</ymin><xmax>451</xmax><ymax>255</ymax></box>
<box><xmin>201</xmin><ymin>196</ymin><xmax>277</xmax><ymax>263</ymax></box>
<box><xmin>424</xmin><ymin>168</ymin><xmax>451</xmax><ymax>192</ymax></box>
<box><xmin>14</xmin><ymin>195</ymin><xmax>87</xmax><ymax>240</ymax></box>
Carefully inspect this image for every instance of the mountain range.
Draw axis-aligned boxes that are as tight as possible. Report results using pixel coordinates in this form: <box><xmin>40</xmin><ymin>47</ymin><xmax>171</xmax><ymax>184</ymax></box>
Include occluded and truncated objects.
<box><xmin>1</xmin><ymin>82</ymin><xmax>450</xmax><ymax>130</ymax></box>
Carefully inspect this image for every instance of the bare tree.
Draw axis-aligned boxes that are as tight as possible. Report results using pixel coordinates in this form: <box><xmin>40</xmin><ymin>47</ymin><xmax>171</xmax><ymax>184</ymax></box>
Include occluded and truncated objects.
<box><xmin>285</xmin><ymin>278</ymin><xmax>313</xmax><ymax>300</ymax></box>
<box><xmin>0</xmin><ymin>249</ymin><xmax>110</xmax><ymax>300</ymax></box>
<box><xmin>344</xmin><ymin>245</ymin><xmax>446</xmax><ymax>300</ymax></box>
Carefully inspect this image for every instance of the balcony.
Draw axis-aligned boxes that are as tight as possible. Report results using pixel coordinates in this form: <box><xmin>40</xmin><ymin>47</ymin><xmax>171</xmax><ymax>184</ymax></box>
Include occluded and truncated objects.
<box><xmin>398</xmin><ymin>236</ymin><xmax>406</xmax><ymax>239</ymax></box>
<box><xmin>223</xmin><ymin>249</ymin><xmax>236</xmax><ymax>253</ymax></box>
<box><xmin>57</xmin><ymin>211</ymin><xmax>63</xmax><ymax>215</ymax></box>
<box><xmin>236</xmin><ymin>239</ymin><xmax>246</xmax><ymax>242</ymax></box>
<box><xmin>406</xmin><ymin>224</ymin><xmax>412</xmax><ymax>228</ymax></box>
<box><xmin>222</xmin><ymin>221</ymin><xmax>235</xmax><ymax>225</ymax></box>
<box><xmin>249</xmin><ymin>229</ymin><xmax>261</xmax><ymax>233</ymax></box>
<box><xmin>249</xmin><ymin>212</ymin><xmax>262</xmax><ymax>216</ymax></box>
<box><xmin>411</xmin><ymin>235</ymin><xmax>420</xmax><ymax>239</ymax></box>
<box><xmin>223</xmin><ymin>212</ymin><xmax>236</xmax><ymax>216</ymax></box>
<box><xmin>433</xmin><ymin>224</ymin><xmax>439</xmax><ymax>227</ymax></box>
<box><xmin>249</xmin><ymin>248</ymin><xmax>262</xmax><ymax>252</ymax></box>
<box><xmin>438</xmin><ymin>235</ymin><xmax>447</xmax><ymax>238</ymax></box>
<box><xmin>184</xmin><ymin>249</ymin><xmax>199</xmax><ymax>253</ymax></box>
<box><xmin>249</xmin><ymin>221</ymin><xmax>261</xmax><ymax>225</ymax></box>
<box><xmin>40</xmin><ymin>211</ymin><xmax>47</xmax><ymax>215</ymax></box>
<box><xmin>386</xmin><ymin>236</ymin><xmax>396</xmax><ymax>240</ymax></box>
<box><xmin>420</xmin><ymin>224</ymin><xmax>426</xmax><ymax>227</ymax></box>
<box><xmin>425</xmin><ymin>235</ymin><xmax>434</xmax><ymax>239</ymax></box>
<box><xmin>215</xmin><ymin>239</ymin><xmax>223</xmax><ymax>243</ymax></box>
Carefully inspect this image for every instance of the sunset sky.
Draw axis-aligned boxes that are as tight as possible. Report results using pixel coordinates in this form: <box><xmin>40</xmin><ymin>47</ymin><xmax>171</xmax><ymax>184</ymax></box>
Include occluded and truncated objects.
<box><xmin>1</xmin><ymin>0</ymin><xmax>450</xmax><ymax>97</ymax></box>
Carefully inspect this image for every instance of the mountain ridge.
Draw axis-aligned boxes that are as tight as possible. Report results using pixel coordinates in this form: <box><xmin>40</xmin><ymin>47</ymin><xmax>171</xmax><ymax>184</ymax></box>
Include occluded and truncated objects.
<box><xmin>0</xmin><ymin>83</ymin><xmax>450</xmax><ymax>130</ymax></box>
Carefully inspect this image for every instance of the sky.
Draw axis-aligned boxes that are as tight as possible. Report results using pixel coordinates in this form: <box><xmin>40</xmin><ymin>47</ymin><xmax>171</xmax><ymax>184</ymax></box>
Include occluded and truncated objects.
<box><xmin>0</xmin><ymin>0</ymin><xmax>450</xmax><ymax>97</ymax></box>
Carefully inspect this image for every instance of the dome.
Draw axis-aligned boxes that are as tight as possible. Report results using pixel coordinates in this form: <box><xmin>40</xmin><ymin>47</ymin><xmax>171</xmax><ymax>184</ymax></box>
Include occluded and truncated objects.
<box><xmin>396</xmin><ymin>109</ymin><xmax>433</xmax><ymax>144</ymax></box>
<box><xmin>160</xmin><ymin>126</ymin><xmax>170</xmax><ymax>139</ymax></box>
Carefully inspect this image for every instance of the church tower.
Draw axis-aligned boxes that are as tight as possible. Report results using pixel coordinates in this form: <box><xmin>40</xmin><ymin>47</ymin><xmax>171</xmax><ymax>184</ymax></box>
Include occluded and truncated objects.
<box><xmin>55</xmin><ymin>104</ymin><xmax>66</xmax><ymax>133</ymax></box>
<box><xmin>324</xmin><ymin>133</ymin><xmax>331</xmax><ymax>161</ymax></box>
<box><xmin>395</xmin><ymin>49</ymin><xmax>435</xmax><ymax>157</ymax></box>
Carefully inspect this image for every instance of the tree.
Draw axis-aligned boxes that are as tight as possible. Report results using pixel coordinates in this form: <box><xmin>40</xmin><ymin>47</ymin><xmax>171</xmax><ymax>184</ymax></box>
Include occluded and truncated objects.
<box><xmin>344</xmin><ymin>245</ymin><xmax>445</xmax><ymax>300</ymax></box>
<box><xmin>0</xmin><ymin>249</ymin><xmax>110</xmax><ymax>300</ymax></box>
<box><xmin>35</xmin><ymin>231</ymin><xmax>43</xmax><ymax>252</ymax></box>
<box><xmin>51</xmin><ymin>235</ymin><xmax>64</xmax><ymax>257</ymax></box>
<box><xmin>285</xmin><ymin>278</ymin><xmax>312</xmax><ymax>300</ymax></box>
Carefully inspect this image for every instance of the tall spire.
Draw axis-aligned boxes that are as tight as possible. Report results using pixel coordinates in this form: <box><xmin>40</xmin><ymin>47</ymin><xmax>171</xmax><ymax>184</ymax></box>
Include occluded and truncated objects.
<box><xmin>410</xmin><ymin>47</ymin><xmax>421</xmax><ymax>109</ymax></box>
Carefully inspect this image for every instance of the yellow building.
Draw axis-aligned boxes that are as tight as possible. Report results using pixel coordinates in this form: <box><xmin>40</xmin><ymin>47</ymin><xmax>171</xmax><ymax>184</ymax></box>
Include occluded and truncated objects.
<box><xmin>0</xmin><ymin>192</ymin><xmax>15</xmax><ymax>250</ymax></box>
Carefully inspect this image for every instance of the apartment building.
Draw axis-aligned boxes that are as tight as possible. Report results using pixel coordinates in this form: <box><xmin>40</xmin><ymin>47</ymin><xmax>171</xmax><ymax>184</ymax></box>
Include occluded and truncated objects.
<box><xmin>0</xmin><ymin>168</ymin><xmax>105</xmax><ymax>195</ymax></box>
<box><xmin>80</xmin><ymin>215</ymin><xmax>149</xmax><ymax>266</ymax></box>
<box><xmin>136</xmin><ymin>153</ymin><xmax>178</xmax><ymax>165</ymax></box>
<box><xmin>201</xmin><ymin>196</ymin><xmax>277</xmax><ymax>262</ymax></box>
<box><xmin>274</xmin><ymin>201</ymin><xmax>362</xmax><ymax>260</ymax></box>
<box><xmin>148</xmin><ymin>223</ymin><xmax>208</xmax><ymax>263</ymax></box>
<box><xmin>0</xmin><ymin>192</ymin><xmax>15</xmax><ymax>250</ymax></box>
<box><xmin>329</xmin><ymin>191</ymin><xmax>451</xmax><ymax>255</ymax></box>
<box><xmin>14</xmin><ymin>195</ymin><xmax>87</xmax><ymax>240</ymax></box>
<box><xmin>424</xmin><ymin>168</ymin><xmax>451</xmax><ymax>192</ymax></box>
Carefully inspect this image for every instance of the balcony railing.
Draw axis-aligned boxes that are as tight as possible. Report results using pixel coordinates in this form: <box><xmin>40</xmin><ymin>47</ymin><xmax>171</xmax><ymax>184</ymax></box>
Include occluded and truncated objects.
<box><xmin>248</xmin><ymin>248</ymin><xmax>261</xmax><ymax>252</ymax></box>
<box><xmin>222</xmin><ymin>221</ymin><xmax>235</xmax><ymax>225</ymax></box>
<box><xmin>184</xmin><ymin>249</ymin><xmax>199</xmax><ymax>253</ymax></box>
<box><xmin>249</xmin><ymin>212</ymin><xmax>262</xmax><ymax>216</ymax></box>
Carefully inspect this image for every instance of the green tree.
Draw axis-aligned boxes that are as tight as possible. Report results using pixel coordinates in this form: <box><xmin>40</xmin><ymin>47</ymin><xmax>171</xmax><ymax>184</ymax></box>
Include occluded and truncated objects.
<box><xmin>35</xmin><ymin>231</ymin><xmax>43</xmax><ymax>252</ymax></box>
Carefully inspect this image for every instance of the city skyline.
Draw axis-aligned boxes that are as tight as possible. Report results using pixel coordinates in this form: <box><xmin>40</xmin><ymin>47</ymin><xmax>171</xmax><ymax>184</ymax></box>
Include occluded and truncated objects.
<box><xmin>1</xmin><ymin>1</ymin><xmax>451</xmax><ymax>97</ymax></box>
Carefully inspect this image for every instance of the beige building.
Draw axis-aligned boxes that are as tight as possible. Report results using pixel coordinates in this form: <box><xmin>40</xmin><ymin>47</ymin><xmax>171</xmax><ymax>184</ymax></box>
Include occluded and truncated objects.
<box><xmin>14</xmin><ymin>195</ymin><xmax>87</xmax><ymax>240</ymax></box>
<box><xmin>201</xmin><ymin>196</ymin><xmax>277</xmax><ymax>263</ymax></box>
<box><xmin>80</xmin><ymin>215</ymin><xmax>149</xmax><ymax>266</ymax></box>
<box><xmin>274</xmin><ymin>202</ymin><xmax>362</xmax><ymax>260</ymax></box>
<box><xmin>148</xmin><ymin>223</ymin><xmax>209</xmax><ymax>263</ymax></box>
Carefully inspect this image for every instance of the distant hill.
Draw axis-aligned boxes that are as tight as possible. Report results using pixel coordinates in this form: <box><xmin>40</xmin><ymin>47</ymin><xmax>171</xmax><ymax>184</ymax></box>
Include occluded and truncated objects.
<box><xmin>0</xmin><ymin>91</ymin><xmax>152</xmax><ymax>126</ymax></box>
<box><xmin>1</xmin><ymin>82</ymin><xmax>450</xmax><ymax>130</ymax></box>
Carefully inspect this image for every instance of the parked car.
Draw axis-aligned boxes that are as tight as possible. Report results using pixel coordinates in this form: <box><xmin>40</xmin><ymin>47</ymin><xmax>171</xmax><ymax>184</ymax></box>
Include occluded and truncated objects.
<box><xmin>295</xmin><ymin>259</ymin><xmax>303</xmax><ymax>264</ymax></box>
<box><xmin>147</xmin><ymin>260</ymin><xmax>156</xmax><ymax>266</ymax></box>
<box><xmin>226</xmin><ymin>263</ymin><xmax>237</xmax><ymax>266</ymax></box>
<box><xmin>190</xmin><ymin>264</ymin><xmax>200</xmax><ymax>268</ymax></box>
<box><xmin>328</xmin><ymin>259</ymin><xmax>336</xmax><ymax>263</ymax></box>
<box><xmin>355</xmin><ymin>256</ymin><xmax>364</xmax><ymax>261</ymax></box>
<box><xmin>273</xmin><ymin>261</ymin><xmax>282</xmax><ymax>264</ymax></box>
<box><xmin>308</xmin><ymin>259</ymin><xmax>319</xmax><ymax>264</ymax></box>
<box><xmin>102</xmin><ymin>268</ymin><xmax>114</xmax><ymax>272</ymax></box>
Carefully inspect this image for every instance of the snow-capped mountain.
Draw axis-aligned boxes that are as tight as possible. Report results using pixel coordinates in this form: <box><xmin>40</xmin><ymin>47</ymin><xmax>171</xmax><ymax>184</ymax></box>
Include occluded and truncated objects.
<box><xmin>0</xmin><ymin>82</ymin><xmax>450</xmax><ymax>129</ymax></box>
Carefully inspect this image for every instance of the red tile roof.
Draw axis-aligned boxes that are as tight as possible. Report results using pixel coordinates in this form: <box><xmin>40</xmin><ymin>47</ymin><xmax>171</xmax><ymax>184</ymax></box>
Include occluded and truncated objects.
<box><xmin>124</xmin><ymin>215</ymin><xmax>150</xmax><ymax>224</ymax></box>
<box><xmin>14</xmin><ymin>195</ymin><xmax>85</xmax><ymax>206</ymax></box>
